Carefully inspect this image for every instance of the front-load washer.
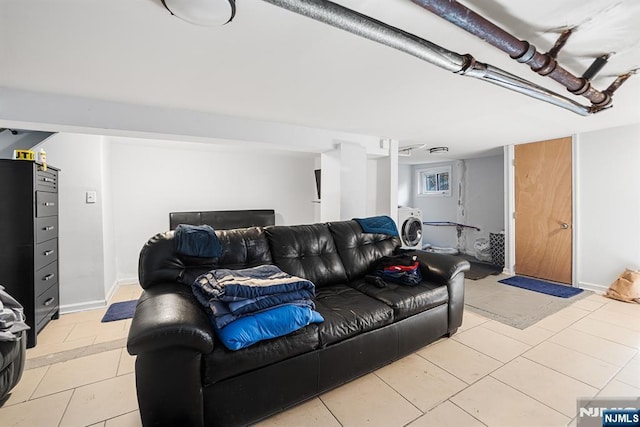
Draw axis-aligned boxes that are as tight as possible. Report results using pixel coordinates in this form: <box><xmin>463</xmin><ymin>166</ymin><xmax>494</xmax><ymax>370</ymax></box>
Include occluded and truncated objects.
<box><xmin>397</xmin><ymin>207</ymin><xmax>423</xmax><ymax>249</ymax></box>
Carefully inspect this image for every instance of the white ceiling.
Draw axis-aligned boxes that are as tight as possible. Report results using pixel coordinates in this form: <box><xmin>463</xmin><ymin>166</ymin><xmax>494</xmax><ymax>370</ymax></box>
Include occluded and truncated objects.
<box><xmin>1</xmin><ymin>0</ymin><xmax>639</xmax><ymax>162</ymax></box>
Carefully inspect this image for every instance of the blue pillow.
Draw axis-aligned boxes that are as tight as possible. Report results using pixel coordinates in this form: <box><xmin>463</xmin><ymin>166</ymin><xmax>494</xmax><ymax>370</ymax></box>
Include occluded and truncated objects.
<box><xmin>215</xmin><ymin>305</ymin><xmax>324</xmax><ymax>351</ymax></box>
<box><xmin>174</xmin><ymin>224</ymin><xmax>223</xmax><ymax>258</ymax></box>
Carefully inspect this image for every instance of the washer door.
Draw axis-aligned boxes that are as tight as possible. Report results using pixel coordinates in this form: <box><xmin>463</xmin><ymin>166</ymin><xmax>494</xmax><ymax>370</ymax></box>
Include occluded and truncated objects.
<box><xmin>402</xmin><ymin>217</ymin><xmax>423</xmax><ymax>247</ymax></box>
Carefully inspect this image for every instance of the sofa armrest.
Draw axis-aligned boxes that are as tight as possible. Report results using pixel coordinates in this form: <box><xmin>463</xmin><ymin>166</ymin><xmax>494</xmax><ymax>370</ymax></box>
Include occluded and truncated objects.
<box><xmin>407</xmin><ymin>251</ymin><xmax>470</xmax><ymax>284</ymax></box>
<box><xmin>127</xmin><ymin>282</ymin><xmax>214</xmax><ymax>355</ymax></box>
<box><xmin>404</xmin><ymin>250</ymin><xmax>470</xmax><ymax>335</ymax></box>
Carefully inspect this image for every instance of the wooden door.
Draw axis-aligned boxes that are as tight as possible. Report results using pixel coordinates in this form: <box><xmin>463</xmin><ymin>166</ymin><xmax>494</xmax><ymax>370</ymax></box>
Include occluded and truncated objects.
<box><xmin>515</xmin><ymin>137</ymin><xmax>572</xmax><ymax>284</ymax></box>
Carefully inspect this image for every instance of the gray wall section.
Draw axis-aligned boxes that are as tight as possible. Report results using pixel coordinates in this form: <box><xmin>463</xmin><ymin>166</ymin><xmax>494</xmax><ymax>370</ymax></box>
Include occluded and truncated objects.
<box><xmin>0</xmin><ymin>130</ymin><xmax>54</xmax><ymax>158</ymax></box>
<box><xmin>577</xmin><ymin>123</ymin><xmax>640</xmax><ymax>289</ymax></box>
<box><xmin>411</xmin><ymin>161</ymin><xmax>462</xmax><ymax>249</ymax></box>
<box><xmin>401</xmin><ymin>155</ymin><xmax>504</xmax><ymax>253</ymax></box>
<box><xmin>40</xmin><ymin>133</ymin><xmax>108</xmax><ymax>311</ymax></box>
<box><xmin>461</xmin><ymin>155</ymin><xmax>505</xmax><ymax>254</ymax></box>
<box><xmin>36</xmin><ymin>133</ymin><xmax>318</xmax><ymax>312</ymax></box>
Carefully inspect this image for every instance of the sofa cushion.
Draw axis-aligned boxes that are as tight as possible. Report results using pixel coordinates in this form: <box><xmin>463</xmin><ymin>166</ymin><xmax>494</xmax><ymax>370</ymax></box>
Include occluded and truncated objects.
<box><xmin>314</xmin><ymin>285</ymin><xmax>394</xmax><ymax>347</ymax></box>
<box><xmin>214</xmin><ymin>227</ymin><xmax>272</xmax><ymax>269</ymax></box>
<box><xmin>184</xmin><ymin>227</ymin><xmax>273</xmax><ymax>285</ymax></box>
<box><xmin>266</xmin><ymin>224</ymin><xmax>348</xmax><ymax>288</ymax></box>
<box><xmin>140</xmin><ymin>227</ymin><xmax>273</xmax><ymax>288</ymax></box>
<box><xmin>350</xmin><ymin>278</ymin><xmax>449</xmax><ymax>321</ymax></box>
<box><xmin>328</xmin><ymin>220</ymin><xmax>401</xmax><ymax>281</ymax></box>
<box><xmin>203</xmin><ymin>324</ymin><xmax>320</xmax><ymax>385</ymax></box>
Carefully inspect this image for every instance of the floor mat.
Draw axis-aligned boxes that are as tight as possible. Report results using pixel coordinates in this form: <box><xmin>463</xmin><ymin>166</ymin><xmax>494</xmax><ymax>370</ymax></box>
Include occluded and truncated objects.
<box><xmin>498</xmin><ymin>275</ymin><xmax>583</xmax><ymax>298</ymax></box>
<box><xmin>457</xmin><ymin>254</ymin><xmax>502</xmax><ymax>280</ymax></box>
<box><xmin>101</xmin><ymin>300</ymin><xmax>137</xmax><ymax>322</ymax></box>
<box><xmin>465</xmin><ymin>275</ymin><xmax>590</xmax><ymax>329</ymax></box>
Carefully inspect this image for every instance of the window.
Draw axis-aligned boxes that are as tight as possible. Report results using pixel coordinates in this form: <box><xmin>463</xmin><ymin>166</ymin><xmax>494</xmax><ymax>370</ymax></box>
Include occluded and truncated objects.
<box><xmin>417</xmin><ymin>165</ymin><xmax>451</xmax><ymax>196</ymax></box>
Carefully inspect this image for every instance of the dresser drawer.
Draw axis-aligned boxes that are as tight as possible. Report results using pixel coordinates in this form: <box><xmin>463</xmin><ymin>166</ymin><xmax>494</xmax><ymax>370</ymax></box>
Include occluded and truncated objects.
<box><xmin>36</xmin><ymin>216</ymin><xmax>58</xmax><ymax>243</ymax></box>
<box><xmin>35</xmin><ymin>238</ymin><xmax>58</xmax><ymax>270</ymax></box>
<box><xmin>35</xmin><ymin>283</ymin><xmax>58</xmax><ymax>331</ymax></box>
<box><xmin>35</xmin><ymin>261</ymin><xmax>58</xmax><ymax>297</ymax></box>
<box><xmin>36</xmin><ymin>168</ymin><xmax>58</xmax><ymax>192</ymax></box>
<box><xmin>36</xmin><ymin>191</ymin><xmax>58</xmax><ymax>217</ymax></box>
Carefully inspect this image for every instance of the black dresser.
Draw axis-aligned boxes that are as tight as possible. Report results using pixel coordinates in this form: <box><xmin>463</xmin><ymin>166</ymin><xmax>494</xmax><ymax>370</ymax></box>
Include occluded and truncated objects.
<box><xmin>0</xmin><ymin>159</ymin><xmax>60</xmax><ymax>348</ymax></box>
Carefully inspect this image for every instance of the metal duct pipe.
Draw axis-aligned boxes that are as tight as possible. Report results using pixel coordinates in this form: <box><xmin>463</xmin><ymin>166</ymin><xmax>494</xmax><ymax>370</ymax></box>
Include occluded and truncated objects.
<box><xmin>262</xmin><ymin>0</ymin><xmax>590</xmax><ymax>115</ymax></box>
<box><xmin>409</xmin><ymin>0</ymin><xmax>611</xmax><ymax>108</ymax></box>
<box><xmin>263</xmin><ymin>0</ymin><xmax>467</xmax><ymax>72</ymax></box>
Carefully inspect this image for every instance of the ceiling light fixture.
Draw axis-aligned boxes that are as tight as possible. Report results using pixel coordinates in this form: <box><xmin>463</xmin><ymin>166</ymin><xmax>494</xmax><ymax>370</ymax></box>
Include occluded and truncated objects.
<box><xmin>429</xmin><ymin>147</ymin><xmax>449</xmax><ymax>154</ymax></box>
<box><xmin>161</xmin><ymin>0</ymin><xmax>236</xmax><ymax>26</ymax></box>
<box><xmin>398</xmin><ymin>144</ymin><xmax>428</xmax><ymax>157</ymax></box>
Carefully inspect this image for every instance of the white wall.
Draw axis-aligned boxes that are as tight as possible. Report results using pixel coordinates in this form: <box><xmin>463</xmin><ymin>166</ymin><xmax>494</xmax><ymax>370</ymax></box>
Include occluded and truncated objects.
<box><xmin>366</xmin><ymin>159</ymin><xmax>378</xmax><ymax>216</ymax></box>
<box><xmin>39</xmin><ymin>133</ymin><xmax>107</xmax><ymax>312</ymax></box>
<box><xmin>100</xmin><ymin>141</ymin><xmax>117</xmax><ymax>299</ymax></box>
<box><xmin>462</xmin><ymin>155</ymin><xmax>505</xmax><ymax>254</ymax></box>
<box><xmin>339</xmin><ymin>143</ymin><xmax>367</xmax><ymax>219</ymax></box>
<box><xmin>397</xmin><ymin>164</ymin><xmax>412</xmax><ymax>207</ymax></box>
<box><xmin>577</xmin><ymin>123</ymin><xmax>640</xmax><ymax>291</ymax></box>
<box><xmin>108</xmin><ymin>137</ymin><xmax>317</xmax><ymax>280</ymax></box>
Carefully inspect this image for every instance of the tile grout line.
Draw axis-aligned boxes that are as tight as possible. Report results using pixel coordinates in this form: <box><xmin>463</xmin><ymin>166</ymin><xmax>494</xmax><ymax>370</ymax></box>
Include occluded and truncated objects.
<box><xmin>448</xmin><ymin>398</ymin><xmax>489</xmax><ymax>426</ymax></box>
<box><xmin>519</xmin><ymin>348</ymin><xmax>625</xmax><ymax>391</ymax></box>
<box><xmin>489</xmin><ymin>375</ymin><xmax>573</xmax><ymax>421</ymax></box>
<box><xmin>317</xmin><ymin>394</ymin><xmax>344</xmax><ymax>427</ymax></box>
<box><xmin>546</xmin><ymin>329</ymin><xmax>638</xmax><ymax>367</ymax></box>
<box><xmin>57</xmin><ymin>387</ymin><xmax>76</xmax><ymax>427</ymax></box>
<box><xmin>372</xmin><ymin>367</ymin><xmax>426</xmax><ymax>416</ymax></box>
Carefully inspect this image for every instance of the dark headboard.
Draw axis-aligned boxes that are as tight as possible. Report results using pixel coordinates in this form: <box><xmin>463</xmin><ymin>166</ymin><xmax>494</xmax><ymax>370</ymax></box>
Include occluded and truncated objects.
<box><xmin>169</xmin><ymin>209</ymin><xmax>276</xmax><ymax>230</ymax></box>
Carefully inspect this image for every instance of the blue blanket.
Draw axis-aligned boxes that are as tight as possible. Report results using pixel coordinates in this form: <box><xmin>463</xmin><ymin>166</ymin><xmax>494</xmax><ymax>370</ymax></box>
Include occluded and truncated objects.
<box><xmin>192</xmin><ymin>265</ymin><xmax>317</xmax><ymax>328</ymax></box>
<box><xmin>215</xmin><ymin>304</ymin><xmax>324</xmax><ymax>351</ymax></box>
<box><xmin>174</xmin><ymin>224</ymin><xmax>223</xmax><ymax>258</ymax></box>
<box><xmin>354</xmin><ymin>215</ymin><xmax>399</xmax><ymax>236</ymax></box>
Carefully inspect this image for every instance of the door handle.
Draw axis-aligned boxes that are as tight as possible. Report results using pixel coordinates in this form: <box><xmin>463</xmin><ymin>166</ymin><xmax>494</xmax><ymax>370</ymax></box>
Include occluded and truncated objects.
<box><xmin>561</xmin><ymin>223</ymin><xmax>569</xmax><ymax>229</ymax></box>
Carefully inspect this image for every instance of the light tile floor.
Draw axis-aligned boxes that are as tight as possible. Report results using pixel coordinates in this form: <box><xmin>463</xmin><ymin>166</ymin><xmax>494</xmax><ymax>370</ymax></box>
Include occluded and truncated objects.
<box><xmin>0</xmin><ymin>280</ymin><xmax>638</xmax><ymax>427</ymax></box>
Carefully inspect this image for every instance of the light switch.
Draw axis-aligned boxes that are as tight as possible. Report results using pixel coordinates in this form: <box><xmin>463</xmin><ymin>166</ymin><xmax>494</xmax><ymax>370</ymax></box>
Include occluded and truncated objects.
<box><xmin>86</xmin><ymin>191</ymin><xmax>97</xmax><ymax>204</ymax></box>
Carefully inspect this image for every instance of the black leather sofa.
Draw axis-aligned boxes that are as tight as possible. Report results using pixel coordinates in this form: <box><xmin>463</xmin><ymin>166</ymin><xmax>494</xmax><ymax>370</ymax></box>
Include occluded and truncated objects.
<box><xmin>127</xmin><ymin>220</ymin><xmax>469</xmax><ymax>426</ymax></box>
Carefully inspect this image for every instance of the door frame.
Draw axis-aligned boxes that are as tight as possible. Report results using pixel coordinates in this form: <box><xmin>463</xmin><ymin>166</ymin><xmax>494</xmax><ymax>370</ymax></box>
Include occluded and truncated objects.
<box><xmin>503</xmin><ymin>135</ymin><xmax>579</xmax><ymax>287</ymax></box>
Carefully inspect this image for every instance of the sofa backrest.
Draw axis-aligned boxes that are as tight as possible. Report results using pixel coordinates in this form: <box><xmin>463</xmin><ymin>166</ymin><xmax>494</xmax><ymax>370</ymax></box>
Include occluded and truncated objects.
<box><xmin>265</xmin><ymin>223</ymin><xmax>348</xmax><ymax>288</ymax></box>
<box><xmin>328</xmin><ymin>220</ymin><xmax>401</xmax><ymax>281</ymax></box>
<box><xmin>215</xmin><ymin>227</ymin><xmax>273</xmax><ymax>269</ymax></box>
<box><xmin>138</xmin><ymin>220</ymin><xmax>400</xmax><ymax>289</ymax></box>
<box><xmin>138</xmin><ymin>227</ymin><xmax>272</xmax><ymax>289</ymax></box>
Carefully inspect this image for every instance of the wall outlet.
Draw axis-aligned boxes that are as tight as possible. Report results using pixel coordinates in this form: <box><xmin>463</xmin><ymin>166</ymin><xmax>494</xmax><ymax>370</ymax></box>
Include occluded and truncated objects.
<box><xmin>86</xmin><ymin>191</ymin><xmax>97</xmax><ymax>204</ymax></box>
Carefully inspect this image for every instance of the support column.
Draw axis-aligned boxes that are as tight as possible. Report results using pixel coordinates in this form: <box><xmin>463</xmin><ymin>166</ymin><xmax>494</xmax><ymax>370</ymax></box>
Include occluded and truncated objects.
<box><xmin>320</xmin><ymin>142</ymin><xmax>367</xmax><ymax>221</ymax></box>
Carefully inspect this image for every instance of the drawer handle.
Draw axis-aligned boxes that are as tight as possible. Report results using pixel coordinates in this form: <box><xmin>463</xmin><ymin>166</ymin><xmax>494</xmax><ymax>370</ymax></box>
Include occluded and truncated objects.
<box><xmin>44</xmin><ymin>250</ymin><xmax>55</xmax><ymax>256</ymax></box>
<box><xmin>43</xmin><ymin>226</ymin><xmax>55</xmax><ymax>231</ymax></box>
<box><xmin>42</xmin><ymin>177</ymin><xmax>55</xmax><ymax>183</ymax></box>
<box><xmin>43</xmin><ymin>273</ymin><xmax>55</xmax><ymax>281</ymax></box>
<box><xmin>43</xmin><ymin>202</ymin><xmax>56</xmax><ymax>207</ymax></box>
<box><xmin>43</xmin><ymin>297</ymin><xmax>55</xmax><ymax>306</ymax></box>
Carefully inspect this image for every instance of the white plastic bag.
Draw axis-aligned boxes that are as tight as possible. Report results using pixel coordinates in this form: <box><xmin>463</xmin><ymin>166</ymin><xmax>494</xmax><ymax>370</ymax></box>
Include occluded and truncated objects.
<box><xmin>473</xmin><ymin>238</ymin><xmax>492</xmax><ymax>262</ymax></box>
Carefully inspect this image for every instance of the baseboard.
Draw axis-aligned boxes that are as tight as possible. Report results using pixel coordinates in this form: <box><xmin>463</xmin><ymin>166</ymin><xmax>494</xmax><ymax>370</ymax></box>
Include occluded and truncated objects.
<box><xmin>578</xmin><ymin>281</ymin><xmax>607</xmax><ymax>294</ymax></box>
<box><xmin>60</xmin><ymin>299</ymin><xmax>106</xmax><ymax>315</ymax></box>
<box><xmin>104</xmin><ymin>277</ymin><xmax>139</xmax><ymax>303</ymax></box>
<box><xmin>117</xmin><ymin>277</ymin><xmax>139</xmax><ymax>286</ymax></box>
